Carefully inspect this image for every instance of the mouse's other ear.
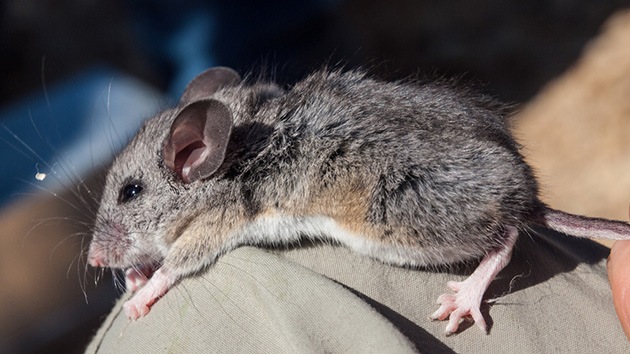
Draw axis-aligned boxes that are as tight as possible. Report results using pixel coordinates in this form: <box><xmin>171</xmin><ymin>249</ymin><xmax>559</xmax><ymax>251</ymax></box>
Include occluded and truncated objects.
<box><xmin>163</xmin><ymin>99</ymin><xmax>233</xmax><ymax>183</ymax></box>
<box><xmin>179</xmin><ymin>67</ymin><xmax>241</xmax><ymax>105</ymax></box>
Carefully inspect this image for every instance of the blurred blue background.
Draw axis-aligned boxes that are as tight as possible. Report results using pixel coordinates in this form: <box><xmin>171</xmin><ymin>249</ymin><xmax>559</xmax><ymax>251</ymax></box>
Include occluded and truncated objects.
<box><xmin>1</xmin><ymin>0</ymin><xmax>628</xmax><ymax>353</ymax></box>
<box><xmin>1</xmin><ymin>0</ymin><xmax>346</xmax><ymax>207</ymax></box>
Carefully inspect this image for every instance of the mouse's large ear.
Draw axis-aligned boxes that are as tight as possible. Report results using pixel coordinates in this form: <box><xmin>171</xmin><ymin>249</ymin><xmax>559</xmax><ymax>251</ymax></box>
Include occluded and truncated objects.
<box><xmin>179</xmin><ymin>67</ymin><xmax>241</xmax><ymax>105</ymax></box>
<box><xmin>163</xmin><ymin>99</ymin><xmax>233</xmax><ymax>183</ymax></box>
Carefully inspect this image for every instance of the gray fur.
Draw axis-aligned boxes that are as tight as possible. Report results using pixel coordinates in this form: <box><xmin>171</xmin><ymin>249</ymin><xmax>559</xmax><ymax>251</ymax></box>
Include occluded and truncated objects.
<box><xmin>88</xmin><ymin>67</ymin><xmax>628</xmax><ymax>280</ymax></box>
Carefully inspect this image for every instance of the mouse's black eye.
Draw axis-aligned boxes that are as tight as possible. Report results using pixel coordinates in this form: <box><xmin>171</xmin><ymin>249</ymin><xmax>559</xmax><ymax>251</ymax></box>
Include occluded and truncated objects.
<box><xmin>119</xmin><ymin>183</ymin><xmax>143</xmax><ymax>204</ymax></box>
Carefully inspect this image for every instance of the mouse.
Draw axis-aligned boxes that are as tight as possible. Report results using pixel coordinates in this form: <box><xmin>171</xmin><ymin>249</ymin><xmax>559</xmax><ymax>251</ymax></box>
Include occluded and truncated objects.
<box><xmin>87</xmin><ymin>66</ymin><xmax>630</xmax><ymax>336</ymax></box>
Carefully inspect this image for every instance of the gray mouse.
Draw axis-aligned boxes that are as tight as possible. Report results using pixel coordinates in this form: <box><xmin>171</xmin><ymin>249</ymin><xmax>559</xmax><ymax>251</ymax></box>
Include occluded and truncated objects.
<box><xmin>87</xmin><ymin>67</ymin><xmax>630</xmax><ymax>335</ymax></box>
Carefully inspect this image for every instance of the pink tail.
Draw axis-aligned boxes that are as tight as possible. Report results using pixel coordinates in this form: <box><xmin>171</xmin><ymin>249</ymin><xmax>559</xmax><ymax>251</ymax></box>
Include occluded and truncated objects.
<box><xmin>543</xmin><ymin>208</ymin><xmax>630</xmax><ymax>241</ymax></box>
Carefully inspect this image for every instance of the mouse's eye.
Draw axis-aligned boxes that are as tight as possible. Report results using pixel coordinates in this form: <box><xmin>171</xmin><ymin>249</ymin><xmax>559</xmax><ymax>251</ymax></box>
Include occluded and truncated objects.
<box><xmin>119</xmin><ymin>183</ymin><xmax>143</xmax><ymax>204</ymax></box>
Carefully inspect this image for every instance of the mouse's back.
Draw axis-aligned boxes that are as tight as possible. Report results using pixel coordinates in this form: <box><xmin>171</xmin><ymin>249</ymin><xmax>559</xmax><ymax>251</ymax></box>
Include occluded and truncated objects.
<box><xmin>226</xmin><ymin>70</ymin><xmax>542</xmax><ymax>260</ymax></box>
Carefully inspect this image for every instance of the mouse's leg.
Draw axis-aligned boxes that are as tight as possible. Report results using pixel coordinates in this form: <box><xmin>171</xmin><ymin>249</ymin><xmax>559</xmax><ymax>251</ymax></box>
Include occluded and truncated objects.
<box><xmin>430</xmin><ymin>225</ymin><xmax>518</xmax><ymax>335</ymax></box>
<box><xmin>123</xmin><ymin>256</ymin><xmax>208</xmax><ymax>320</ymax></box>
<box><xmin>123</xmin><ymin>216</ymin><xmax>240</xmax><ymax>320</ymax></box>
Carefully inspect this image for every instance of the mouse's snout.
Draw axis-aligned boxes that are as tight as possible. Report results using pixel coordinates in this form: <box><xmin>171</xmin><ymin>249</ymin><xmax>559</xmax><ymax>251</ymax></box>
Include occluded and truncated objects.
<box><xmin>88</xmin><ymin>220</ymin><xmax>132</xmax><ymax>268</ymax></box>
<box><xmin>88</xmin><ymin>256</ymin><xmax>105</xmax><ymax>268</ymax></box>
<box><xmin>87</xmin><ymin>246</ymin><xmax>108</xmax><ymax>268</ymax></box>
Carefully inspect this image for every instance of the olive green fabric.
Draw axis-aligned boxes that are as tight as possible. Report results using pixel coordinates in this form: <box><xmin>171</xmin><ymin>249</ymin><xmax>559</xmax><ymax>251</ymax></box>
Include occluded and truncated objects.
<box><xmin>86</xmin><ymin>230</ymin><xmax>628</xmax><ymax>353</ymax></box>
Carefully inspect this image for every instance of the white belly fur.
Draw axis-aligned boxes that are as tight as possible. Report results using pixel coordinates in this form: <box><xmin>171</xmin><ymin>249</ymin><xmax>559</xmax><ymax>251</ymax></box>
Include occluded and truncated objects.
<box><xmin>233</xmin><ymin>215</ymin><xmax>476</xmax><ymax>267</ymax></box>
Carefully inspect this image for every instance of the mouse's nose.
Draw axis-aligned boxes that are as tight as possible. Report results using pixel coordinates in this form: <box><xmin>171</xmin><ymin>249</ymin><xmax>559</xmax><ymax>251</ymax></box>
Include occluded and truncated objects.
<box><xmin>88</xmin><ymin>255</ymin><xmax>105</xmax><ymax>267</ymax></box>
<box><xmin>87</xmin><ymin>248</ymin><xmax>107</xmax><ymax>267</ymax></box>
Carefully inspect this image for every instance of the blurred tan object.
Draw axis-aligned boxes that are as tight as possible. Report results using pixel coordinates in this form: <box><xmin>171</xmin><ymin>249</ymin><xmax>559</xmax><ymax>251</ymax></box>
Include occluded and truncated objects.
<box><xmin>514</xmin><ymin>9</ymin><xmax>630</xmax><ymax>246</ymax></box>
<box><xmin>0</xmin><ymin>193</ymin><xmax>85</xmax><ymax>350</ymax></box>
<box><xmin>0</xmin><ymin>176</ymin><xmax>112</xmax><ymax>352</ymax></box>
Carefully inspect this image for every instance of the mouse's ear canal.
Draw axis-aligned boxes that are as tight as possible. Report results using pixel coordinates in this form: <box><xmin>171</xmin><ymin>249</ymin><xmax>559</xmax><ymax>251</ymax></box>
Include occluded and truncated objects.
<box><xmin>179</xmin><ymin>67</ymin><xmax>241</xmax><ymax>105</ymax></box>
<box><xmin>163</xmin><ymin>100</ymin><xmax>233</xmax><ymax>183</ymax></box>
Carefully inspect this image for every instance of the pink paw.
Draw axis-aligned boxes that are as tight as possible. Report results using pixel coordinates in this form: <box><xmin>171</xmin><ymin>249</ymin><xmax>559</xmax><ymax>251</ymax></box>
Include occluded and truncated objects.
<box><xmin>430</xmin><ymin>280</ymin><xmax>487</xmax><ymax>336</ymax></box>
<box><xmin>124</xmin><ymin>298</ymin><xmax>151</xmax><ymax>320</ymax></box>
<box><xmin>430</xmin><ymin>226</ymin><xmax>519</xmax><ymax>335</ymax></box>
<box><xmin>122</xmin><ymin>267</ymin><xmax>172</xmax><ymax>320</ymax></box>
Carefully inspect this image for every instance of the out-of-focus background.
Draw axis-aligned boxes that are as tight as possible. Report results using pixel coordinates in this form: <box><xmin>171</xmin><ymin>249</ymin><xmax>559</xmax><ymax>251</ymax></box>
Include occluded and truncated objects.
<box><xmin>1</xmin><ymin>1</ymin><xmax>629</xmax><ymax>353</ymax></box>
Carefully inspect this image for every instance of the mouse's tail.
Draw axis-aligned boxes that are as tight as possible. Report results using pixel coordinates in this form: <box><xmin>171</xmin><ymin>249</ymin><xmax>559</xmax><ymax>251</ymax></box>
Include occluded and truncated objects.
<box><xmin>541</xmin><ymin>207</ymin><xmax>630</xmax><ymax>240</ymax></box>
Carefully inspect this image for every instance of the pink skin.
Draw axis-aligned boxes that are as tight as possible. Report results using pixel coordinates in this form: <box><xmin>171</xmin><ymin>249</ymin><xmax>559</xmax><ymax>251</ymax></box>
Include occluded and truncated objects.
<box><xmin>608</xmin><ymin>209</ymin><xmax>630</xmax><ymax>339</ymax></box>
<box><xmin>88</xmin><ymin>255</ymin><xmax>106</xmax><ymax>268</ymax></box>
<box><xmin>123</xmin><ymin>267</ymin><xmax>177</xmax><ymax>320</ymax></box>
<box><xmin>431</xmin><ymin>225</ymin><xmax>518</xmax><ymax>335</ymax></box>
<box><xmin>609</xmin><ymin>240</ymin><xmax>630</xmax><ymax>339</ymax></box>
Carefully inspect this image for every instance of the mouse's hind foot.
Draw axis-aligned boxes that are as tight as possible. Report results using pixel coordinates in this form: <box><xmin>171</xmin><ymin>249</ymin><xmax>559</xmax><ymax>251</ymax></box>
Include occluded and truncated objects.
<box><xmin>430</xmin><ymin>225</ymin><xmax>518</xmax><ymax>335</ymax></box>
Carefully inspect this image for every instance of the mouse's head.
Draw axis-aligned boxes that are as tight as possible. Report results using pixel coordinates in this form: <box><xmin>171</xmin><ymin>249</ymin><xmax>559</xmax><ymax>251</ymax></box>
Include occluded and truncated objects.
<box><xmin>87</xmin><ymin>67</ymin><xmax>243</xmax><ymax>269</ymax></box>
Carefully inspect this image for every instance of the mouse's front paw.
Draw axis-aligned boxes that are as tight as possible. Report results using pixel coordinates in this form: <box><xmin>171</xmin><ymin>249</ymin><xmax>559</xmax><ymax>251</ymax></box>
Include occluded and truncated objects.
<box><xmin>430</xmin><ymin>280</ymin><xmax>487</xmax><ymax>336</ymax></box>
<box><xmin>122</xmin><ymin>267</ymin><xmax>172</xmax><ymax>320</ymax></box>
<box><xmin>124</xmin><ymin>297</ymin><xmax>151</xmax><ymax>320</ymax></box>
